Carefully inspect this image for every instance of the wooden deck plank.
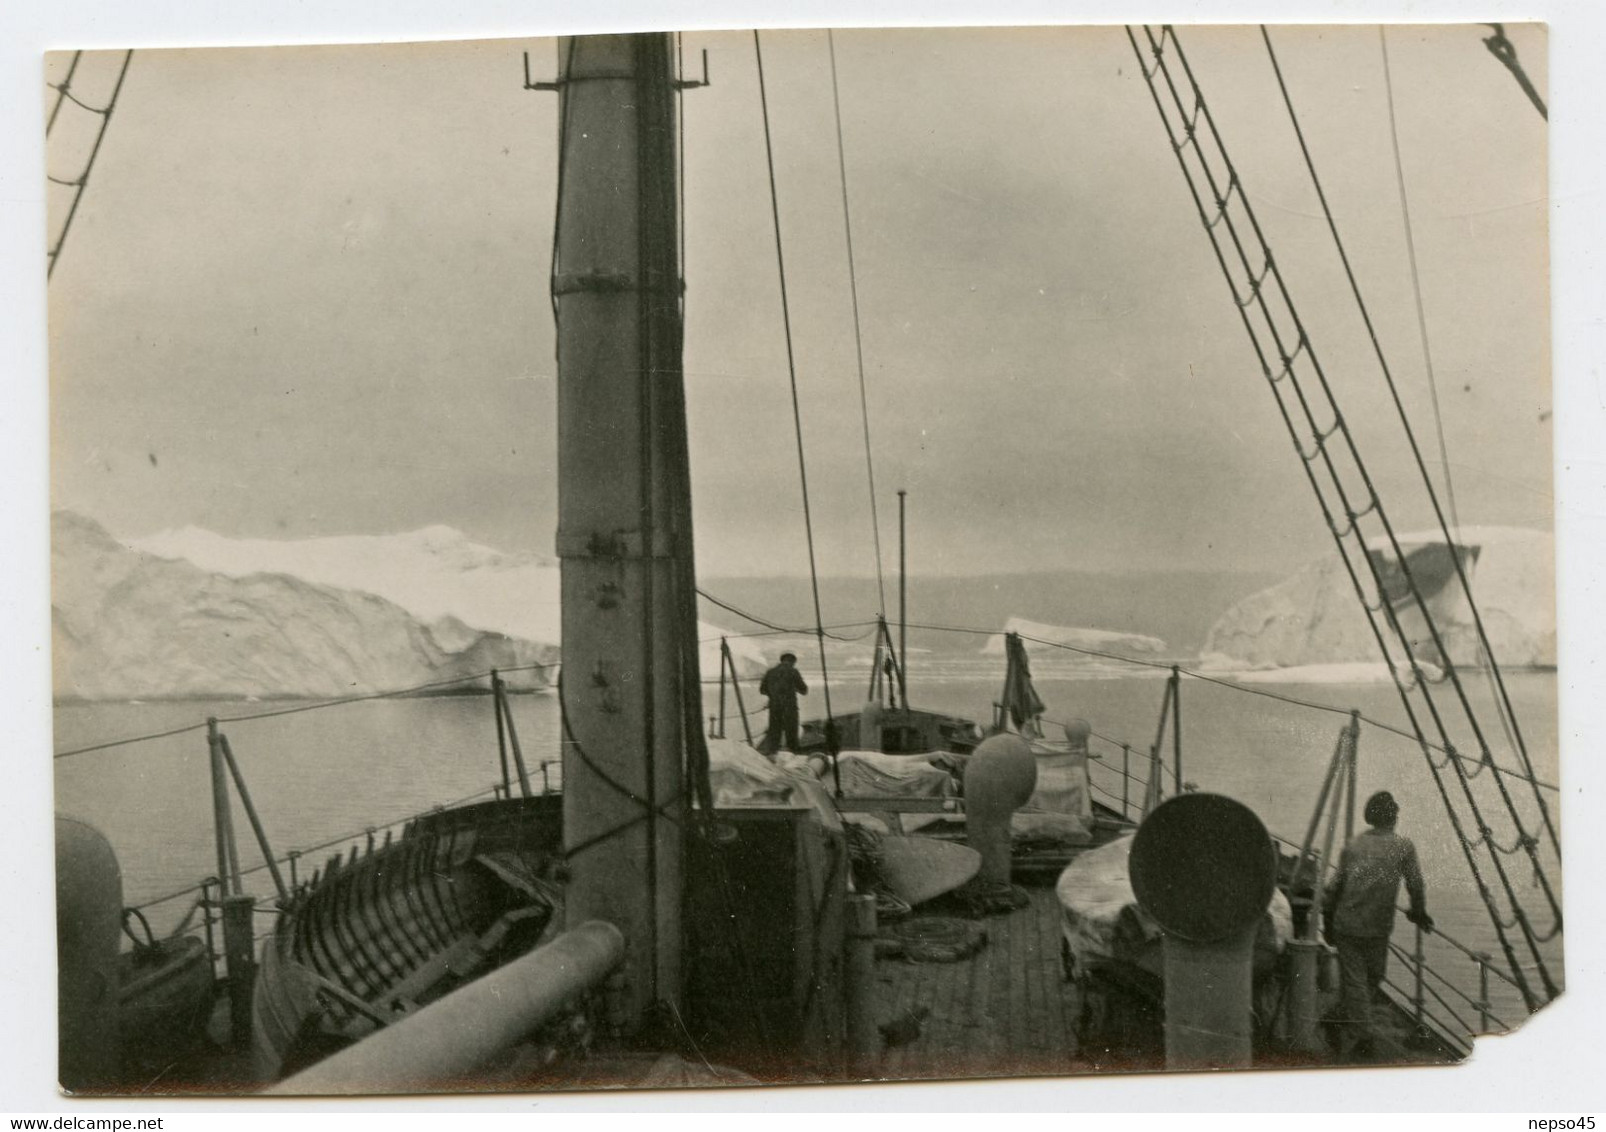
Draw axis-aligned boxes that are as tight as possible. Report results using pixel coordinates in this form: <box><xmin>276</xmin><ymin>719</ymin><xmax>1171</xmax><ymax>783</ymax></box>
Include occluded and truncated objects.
<box><xmin>1010</xmin><ymin>900</ymin><xmax>1032</xmax><ymax>1062</ymax></box>
<box><xmin>871</xmin><ymin>887</ymin><xmax>1086</xmax><ymax>1082</ymax></box>
<box><xmin>1042</xmin><ymin>892</ymin><xmax>1071</xmax><ymax>1058</ymax></box>
<box><xmin>1025</xmin><ymin>895</ymin><xmax>1053</xmax><ymax>1059</ymax></box>
<box><xmin>1021</xmin><ymin>892</ymin><xmax>1054</xmax><ymax>1072</ymax></box>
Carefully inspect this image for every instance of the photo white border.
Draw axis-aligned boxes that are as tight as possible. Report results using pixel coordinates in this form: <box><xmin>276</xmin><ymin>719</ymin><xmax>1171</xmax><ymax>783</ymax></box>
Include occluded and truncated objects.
<box><xmin>4</xmin><ymin>0</ymin><xmax>1601</xmax><ymax>1115</ymax></box>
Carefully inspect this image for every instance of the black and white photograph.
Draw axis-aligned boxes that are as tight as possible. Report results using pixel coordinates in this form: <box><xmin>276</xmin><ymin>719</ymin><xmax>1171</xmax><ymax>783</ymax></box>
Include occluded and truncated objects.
<box><xmin>18</xmin><ymin>2</ymin><xmax>1603</xmax><ymax>1111</ymax></box>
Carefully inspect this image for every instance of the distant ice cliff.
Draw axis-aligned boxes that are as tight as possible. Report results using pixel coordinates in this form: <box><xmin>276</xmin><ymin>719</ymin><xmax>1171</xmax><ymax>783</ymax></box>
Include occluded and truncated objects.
<box><xmin>53</xmin><ymin>511</ymin><xmax>763</xmax><ymax>701</ymax></box>
<box><xmin>132</xmin><ymin>520</ymin><xmax>766</xmax><ymax>680</ymax></box>
<box><xmin>53</xmin><ymin>512</ymin><xmax>557</xmax><ymax>701</ymax></box>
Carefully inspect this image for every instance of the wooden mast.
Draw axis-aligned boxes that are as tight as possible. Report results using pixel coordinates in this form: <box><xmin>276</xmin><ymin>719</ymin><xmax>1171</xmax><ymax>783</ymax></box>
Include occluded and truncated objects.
<box><xmin>552</xmin><ymin>33</ymin><xmax>691</xmax><ymax>1029</ymax></box>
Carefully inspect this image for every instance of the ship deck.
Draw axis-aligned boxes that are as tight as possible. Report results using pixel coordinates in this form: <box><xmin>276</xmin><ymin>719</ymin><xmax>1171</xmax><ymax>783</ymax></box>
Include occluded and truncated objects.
<box><xmin>866</xmin><ymin>882</ymin><xmax>1457</xmax><ymax>1085</ymax></box>
<box><xmin>874</xmin><ymin>884</ymin><xmax>1091</xmax><ymax>1082</ymax></box>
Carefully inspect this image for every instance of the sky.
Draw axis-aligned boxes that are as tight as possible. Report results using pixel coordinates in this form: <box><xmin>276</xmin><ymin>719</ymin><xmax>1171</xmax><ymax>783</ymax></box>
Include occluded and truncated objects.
<box><xmin>41</xmin><ymin>21</ymin><xmax>1553</xmax><ymax>579</ymax></box>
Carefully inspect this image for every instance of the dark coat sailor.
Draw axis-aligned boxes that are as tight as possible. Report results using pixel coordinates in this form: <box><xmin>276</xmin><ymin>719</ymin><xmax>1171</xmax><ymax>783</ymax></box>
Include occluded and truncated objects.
<box><xmin>758</xmin><ymin>652</ymin><xmax>808</xmax><ymax>755</ymax></box>
<box><xmin>1323</xmin><ymin>790</ymin><xmax>1432</xmax><ymax>1060</ymax></box>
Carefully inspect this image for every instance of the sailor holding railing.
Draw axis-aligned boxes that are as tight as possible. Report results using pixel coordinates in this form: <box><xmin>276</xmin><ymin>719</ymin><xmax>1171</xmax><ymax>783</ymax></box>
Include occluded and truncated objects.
<box><xmin>1324</xmin><ymin>790</ymin><xmax>1434</xmax><ymax>1060</ymax></box>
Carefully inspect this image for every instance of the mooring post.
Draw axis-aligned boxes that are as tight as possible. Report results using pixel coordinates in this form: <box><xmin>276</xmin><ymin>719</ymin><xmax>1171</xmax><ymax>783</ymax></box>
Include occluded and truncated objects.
<box><xmin>1285</xmin><ymin>938</ymin><xmax>1324</xmax><ymax>1053</ymax></box>
<box><xmin>845</xmin><ymin>893</ymin><xmax>879</xmax><ymax>1075</ymax></box>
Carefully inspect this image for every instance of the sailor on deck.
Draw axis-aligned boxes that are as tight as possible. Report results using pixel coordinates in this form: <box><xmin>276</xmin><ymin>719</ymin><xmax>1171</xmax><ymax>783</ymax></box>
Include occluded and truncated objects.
<box><xmin>1323</xmin><ymin>790</ymin><xmax>1433</xmax><ymax>1060</ymax></box>
<box><xmin>758</xmin><ymin>652</ymin><xmax>808</xmax><ymax>756</ymax></box>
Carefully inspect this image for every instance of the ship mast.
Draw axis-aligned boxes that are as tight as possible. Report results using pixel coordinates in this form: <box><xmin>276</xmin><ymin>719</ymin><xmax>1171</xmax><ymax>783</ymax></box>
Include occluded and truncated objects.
<box><xmin>552</xmin><ymin>33</ymin><xmax>693</xmax><ymax>1029</ymax></box>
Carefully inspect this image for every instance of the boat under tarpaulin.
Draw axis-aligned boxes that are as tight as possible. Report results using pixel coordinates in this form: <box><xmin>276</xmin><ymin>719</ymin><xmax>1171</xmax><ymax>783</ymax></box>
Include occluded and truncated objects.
<box><xmin>1054</xmin><ymin>833</ymin><xmax>1293</xmax><ymax>1057</ymax></box>
<box><xmin>1055</xmin><ymin>834</ymin><xmax>1293</xmax><ymax>979</ymax></box>
<box><xmin>252</xmin><ymin>795</ymin><xmax>564</xmax><ymax>1081</ymax></box>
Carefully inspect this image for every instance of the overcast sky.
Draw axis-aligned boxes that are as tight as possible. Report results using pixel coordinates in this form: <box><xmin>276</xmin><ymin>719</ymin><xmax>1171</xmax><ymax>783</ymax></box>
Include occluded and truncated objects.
<box><xmin>42</xmin><ymin>23</ymin><xmax>1553</xmax><ymax>579</ymax></box>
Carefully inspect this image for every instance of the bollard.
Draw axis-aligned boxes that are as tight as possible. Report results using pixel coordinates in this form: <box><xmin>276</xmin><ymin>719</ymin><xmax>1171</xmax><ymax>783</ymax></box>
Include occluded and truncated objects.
<box><xmin>845</xmin><ymin>894</ymin><xmax>880</xmax><ymax>1075</ymax></box>
<box><xmin>221</xmin><ymin>894</ymin><xmax>257</xmax><ymax>1050</ymax></box>
<box><xmin>1284</xmin><ymin>938</ymin><xmax>1324</xmax><ymax>1053</ymax></box>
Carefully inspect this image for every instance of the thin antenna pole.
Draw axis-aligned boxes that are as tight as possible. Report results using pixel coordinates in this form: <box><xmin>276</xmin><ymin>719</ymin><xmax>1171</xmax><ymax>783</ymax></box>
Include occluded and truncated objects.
<box><xmin>897</xmin><ymin>489</ymin><xmax>908</xmax><ymax>710</ymax></box>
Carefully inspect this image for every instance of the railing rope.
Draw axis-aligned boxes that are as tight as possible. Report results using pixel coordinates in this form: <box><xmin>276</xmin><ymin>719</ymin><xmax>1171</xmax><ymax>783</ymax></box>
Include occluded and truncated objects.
<box><xmin>1121</xmin><ymin>743</ymin><xmax>1131</xmax><ymax>818</ymax></box>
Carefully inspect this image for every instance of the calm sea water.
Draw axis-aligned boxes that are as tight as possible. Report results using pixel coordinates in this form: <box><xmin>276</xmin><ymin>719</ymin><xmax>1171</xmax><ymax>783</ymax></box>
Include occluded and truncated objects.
<box><xmin>53</xmin><ymin>661</ymin><xmax>1561</xmax><ymax>1031</ymax></box>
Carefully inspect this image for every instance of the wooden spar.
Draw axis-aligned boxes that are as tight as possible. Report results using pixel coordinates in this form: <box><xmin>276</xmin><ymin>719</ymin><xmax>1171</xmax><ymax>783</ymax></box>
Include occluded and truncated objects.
<box><xmin>498</xmin><ymin>685</ymin><xmax>534</xmax><ymax>799</ymax></box>
<box><xmin>717</xmin><ymin>640</ymin><xmax>729</xmax><ymax>738</ymax></box>
<box><xmin>553</xmin><ymin>33</ymin><xmax>689</xmax><ymax>1028</ymax></box>
<box><xmin>491</xmin><ymin>669</ymin><xmax>512</xmax><ymax>797</ymax></box>
<box><xmin>205</xmin><ymin>718</ymin><xmax>241</xmax><ymax>896</ymax></box>
<box><xmin>726</xmin><ymin>640</ymin><xmax>754</xmax><ymax>746</ymax></box>
<box><xmin>217</xmin><ymin>732</ymin><xmax>288</xmax><ymax>901</ymax></box>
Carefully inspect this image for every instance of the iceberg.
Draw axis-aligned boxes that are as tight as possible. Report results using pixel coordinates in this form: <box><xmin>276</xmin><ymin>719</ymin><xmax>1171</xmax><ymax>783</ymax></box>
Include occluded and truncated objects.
<box><xmin>980</xmin><ymin>616</ymin><xmax>1166</xmax><ymax>658</ymax></box>
<box><xmin>1202</xmin><ymin>526</ymin><xmax>1555</xmax><ymax>671</ymax></box>
<box><xmin>132</xmin><ymin>520</ymin><xmax>762</xmax><ymax>681</ymax></box>
<box><xmin>53</xmin><ymin>512</ymin><xmax>557</xmax><ymax>701</ymax></box>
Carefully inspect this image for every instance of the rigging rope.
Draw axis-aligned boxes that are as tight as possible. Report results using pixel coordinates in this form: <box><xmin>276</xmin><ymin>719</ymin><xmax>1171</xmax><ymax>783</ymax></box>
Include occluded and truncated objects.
<box><xmin>1375</xmin><ymin>28</ymin><xmax>1540</xmax><ymax>839</ymax></box>
<box><xmin>45</xmin><ymin>51</ymin><xmax>83</xmax><ymax>136</ymax></box>
<box><xmin>1375</xmin><ymin>28</ymin><xmax>1463</xmax><ymax>538</ymax></box>
<box><xmin>1261</xmin><ymin>27</ymin><xmax>1554</xmax><ymax>858</ymax></box>
<box><xmin>52</xmin><ymin>661</ymin><xmax>559</xmax><ymax>760</ymax></box>
<box><xmin>1127</xmin><ymin>24</ymin><xmax>1559</xmax><ymax>1008</ymax></box>
<box><xmin>825</xmin><ymin>29</ymin><xmax>889</xmax><ymax>619</ymax></box>
<box><xmin>47</xmin><ymin>49</ymin><xmax>133</xmax><ymax>280</ymax></box>
<box><xmin>1480</xmin><ymin>23</ymin><xmax>1548</xmax><ymax>121</ymax></box>
<box><xmin>752</xmin><ymin>30</ymin><xmax>840</xmax><ymax>790</ymax></box>
<box><xmin>697</xmin><ymin>586</ymin><xmax>872</xmax><ymax>641</ymax></box>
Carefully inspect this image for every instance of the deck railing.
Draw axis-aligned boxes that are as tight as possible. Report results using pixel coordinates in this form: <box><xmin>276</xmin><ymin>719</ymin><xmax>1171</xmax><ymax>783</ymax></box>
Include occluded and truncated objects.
<box><xmin>56</xmin><ymin>617</ymin><xmax>1556</xmax><ymax>1059</ymax></box>
<box><xmin>1074</xmin><ymin>696</ymin><xmax>1520</xmax><ymax>1058</ymax></box>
